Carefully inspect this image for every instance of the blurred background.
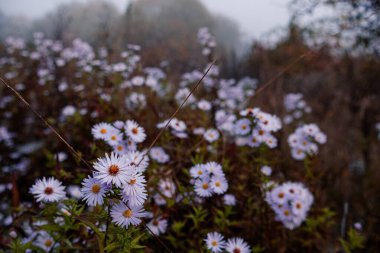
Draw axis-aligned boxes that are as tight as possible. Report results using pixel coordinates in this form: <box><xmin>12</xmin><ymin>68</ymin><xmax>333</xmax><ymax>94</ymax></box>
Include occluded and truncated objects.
<box><xmin>1</xmin><ymin>0</ymin><xmax>380</xmax><ymax>251</ymax></box>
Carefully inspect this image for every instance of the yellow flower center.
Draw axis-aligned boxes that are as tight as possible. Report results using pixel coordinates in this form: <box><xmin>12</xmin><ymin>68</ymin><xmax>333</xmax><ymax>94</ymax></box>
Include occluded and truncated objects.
<box><xmin>45</xmin><ymin>239</ymin><xmax>53</xmax><ymax>247</ymax></box>
<box><xmin>215</xmin><ymin>181</ymin><xmax>221</xmax><ymax>187</ymax></box>
<box><xmin>123</xmin><ymin>209</ymin><xmax>133</xmax><ymax>218</ymax></box>
<box><xmin>129</xmin><ymin>178</ymin><xmax>137</xmax><ymax>185</ymax></box>
<box><xmin>202</xmin><ymin>183</ymin><xmax>209</xmax><ymax>190</ymax></box>
<box><xmin>211</xmin><ymin>240</ymin><xmax>218</xmax><ymax>247</ymax></box>
<box><xmin>100</xmin><ymin>128</ymin><xmax>107</xmax><ymax>134</ymax></box>
<box><xmin>132</xmin><ymin>128</ymin><xmax>138</xmax><ymax>134</ymax></box>
<box><xmin>91</xmin><ymin>184</ymin><xmax>101</xmax><ymax>193</ymax></box>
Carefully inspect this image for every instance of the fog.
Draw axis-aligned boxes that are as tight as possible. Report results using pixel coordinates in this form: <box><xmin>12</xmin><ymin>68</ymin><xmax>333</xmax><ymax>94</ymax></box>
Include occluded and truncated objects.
<box><xmin>0</xmin><ymin>0</ymin><xmax>292</xmax><ymax>40</ymax></box>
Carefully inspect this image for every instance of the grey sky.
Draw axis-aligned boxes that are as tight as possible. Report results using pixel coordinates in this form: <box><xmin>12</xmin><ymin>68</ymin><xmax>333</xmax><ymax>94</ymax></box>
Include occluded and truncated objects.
<box><xmin>0</xmin><ymin>0</ymin><xmax>292</xmax><ymax>40</ymax></box>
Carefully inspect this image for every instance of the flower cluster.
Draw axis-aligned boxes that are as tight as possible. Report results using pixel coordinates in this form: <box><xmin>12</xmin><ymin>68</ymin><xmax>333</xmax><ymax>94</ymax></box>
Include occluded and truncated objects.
<box><xmin>216</xmin><ymin>77</ymin><xmax>257</xmax><ymax>111</ymax></box>
<box><xmin>82</xmin><ymin>150</ymin><xmax>149</xmax><ymax>228</ymax></box>
<box><xmin>197</xmin><ymin>27</ymin><xmax>216</xmax><ymax>56</ymax></box>
<box><xmin>204</xmin><ymin>232</ymin><xmax>251</xmax><ymax>253</ymax></box>
<box><xmin>288</xmin><ymin>123</ymin><xmax>327</xmax><ymax>160</ymax></box>
<box><xmin>149</xmin><ymin>147</ymin><xmax>170</xmax><ymax>164</ymax></box>
<box><xmin>153</xmin><ymin>178</ymin><xmax>177</xmax><ymax>205</ymax></box>
<box><xmin>190</xmin><ymin>162</ymin><xmax>228</xmax><ymax>197</ymax></box>
<box><xmin>283</xmin><ymin>93</ymin><xmax>311</xmax><ymax>124</ymax></box>
<box><xmin>265</xmin><ymin>182</ymin><xmax>314</xmax><ymax>229</ymax></box>
<box><xmin>234</xmin><ymin>107</ymin><xmax>282</xmax><ymax>148</ymax></box>
<box><xmin>125</xmin><ymin>92</ymin><xmax>147</xmax><ymax>110</ymax></box>
<box><xmin>92</xmin><ymin>120</ymin><xmax>146</xmax><ymax>154</ymax></box>
<box><xmin>87</xmin><ymin>120</ymin><xmax>149</xmax><ymax>228</ymax></box>
<box><xmin>157</xmin><ymin>118</ymin><xmax>188</xmax><ymax>139</ymax></box>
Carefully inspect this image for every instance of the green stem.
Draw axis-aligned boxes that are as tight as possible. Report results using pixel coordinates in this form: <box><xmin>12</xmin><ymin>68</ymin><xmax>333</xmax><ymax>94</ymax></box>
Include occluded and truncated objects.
<box><xmin>103</xmin><ymin>203</ymin><xmax>111</xmax><ymax>252</ymax></box>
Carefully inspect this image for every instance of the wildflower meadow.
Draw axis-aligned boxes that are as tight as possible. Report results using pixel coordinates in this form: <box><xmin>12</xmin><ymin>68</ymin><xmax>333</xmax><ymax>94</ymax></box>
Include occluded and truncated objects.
<box><xmin>1</xmin><ymin>1</ymin><xmax>380</xmax><ymax>252</ymax></box>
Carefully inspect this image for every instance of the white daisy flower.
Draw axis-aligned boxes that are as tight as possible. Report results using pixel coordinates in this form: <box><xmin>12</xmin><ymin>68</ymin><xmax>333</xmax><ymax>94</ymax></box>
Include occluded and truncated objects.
<box><xmin>149</xmin><ymin>147</ymin><xmax>170</xmax><ymax>164</ymax></box>
<box><xmin>291</xmin><ymin>148</ymin><xmax>306</xmax><ymax>160</ymax></box>
<box><xmin>190</xmin><ymin>164</ymin><xmax>207</xmax><ymax>178</ymax></box>
<box><xmin>170</xmin><ymin>118</ymin><xmax>187</xmax><ymax>132</ymax></box>
<box><xmin>122</xmin><ymin>190</ymin><xmax>148</xmax><ymax>207</ymax></box>
<box><xmin>113</xmin><ymin>120</ymin><xmax>125</xmax><ymax>129</ymax></box>
<box><xmin>264</xmin><ymin>135</ymin><xmax>278</xmax><ymax>149</ymax></box>
<box><xmin>113</xmin><ymin>142</ymin><xmax>128</xmax><ymax>155</ymax></box>
<box><xmin>125</xmin><ymin>138</ymin><xmax>137</xmax><ymax>151</ymax></box>
<box><xmin>93</xmin><ymin>152</ymin><xmax>132</xmax><ymax>187</ymax></box>
<box><xmin>110</xmin><ymin>203</ymin><xmax>146</xmax><ymax>229</ymax></box>
<box><xmin>105</xmin><ymin>130</ymin><xmax>123</xmax><ymax>146</ymax></box>
<box><xmin>247</xmin><ymin>135</ymin><xmax>261</xmax><ymax>148</ymax></box>
<box><xmin>210</xmin><ymin>176</ymin><xmax>228</xmax><ymax>194</ymax></box>
<box><xmin>91</xmin><ymin>123</ymin><xmax>115</xmax><ymax>140</ymax></box>
<box><xmin>354</xmin><ymin>222</ymin><xmax>362</xmax><ymax>231</ymax></box>
<box><xmin>35</xmin><ymin>231</ymin><xmax>55</xmax><ymax>252</ymax></box>
<box><xmin>270</xmin><ymin>186</ymin><xmax>288</xmax><ymax>205</ymax></box>
<box><xmin>204</xmin><ymin>162</ymin><xmax>224</xmax><ymax>177</ymax></box>
<box><xmin>261</xmin><ymin>166</ymin><xmax>272</xmax><ymax>176</ymax></box>
<box><xmin>81</xmin><ymin>176</ymin><xmax>107</xmax><ymax>206</ymax></box>
<box><xmin>123</xmin><ymin>172</ymin><xmax>146</xmax><ymax>196</ymax></box>
<box><xmin>314</xmin><ymin>132</ymin><xmax>327</xmax><ymax>144</ymax></box>
<box><xmin>197</xmin><ymin>99</ymin><xmax>212</xmax><ymax>111</ymax></box>
<box><xmin>125</xmin><ymin>120</ymin><xmax>146</xmax><ymax>143</ymax></box>
<box><xmin>124</xmin><ymin>150</ymin><xmax>149</xmax><ymax>172</ymax></box>
<box><xmin>30</xmin><ymin>177</ymin><xmax>66</xmax><ymax>203</ymax></box>
<box><xmin>234</xmin><ymin>118</ymin><xmax>251</xmax><ymax>135</ymax></box>
<box><xmin>225</xmin><ymin>237</ymin><xmax>251</xmax><ymax>253</ymax></box>
<box><xmin>131</xmin><ymin>76</ymin><xmax>145</xmax><ymax>86</ymax></box>
<box><xmin>223</xmin><ymin>194</ymin><xmax>236</xmax><ymax>206</ymax></box>
<box><xmin>204</xmin><ymin>129</ymin><xmax>220</xmax><ymax>143</ymax></box>
<box><xmin>158</xmin><ymin>179</ymin><xmax>176</xmax><ymax>198</ymax></box>
<box><xmin>204</xmin><ymin>232</ymin><xmax>226</xmax><ymax>253</ymax></box>
<box><xmin>146</xmin><ymin>217</ymin><xmax>168</xmax><ymax>235</ymax></box>
<box><xmin>194</xmin><ymin>178</ymin><xmax>213</xmax><ymax>197</ymax></box>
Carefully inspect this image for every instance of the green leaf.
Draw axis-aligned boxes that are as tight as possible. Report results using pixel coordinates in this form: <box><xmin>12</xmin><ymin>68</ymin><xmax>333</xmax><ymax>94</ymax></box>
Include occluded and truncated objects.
<box><xmin>339</xmin><ymin>238</ymin><xmax>351</xmax><ymax>253</ymax></box>
<box><xmin>77</xmin><ymin>217</ymin><xmax>104</xmax><ymax>252</ymax></box>
<box><xmin>104</xmin><ymin>242</ymin><xmax>118</xmax><ymax>252</ymax></box>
